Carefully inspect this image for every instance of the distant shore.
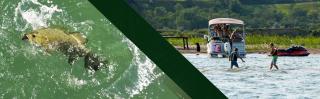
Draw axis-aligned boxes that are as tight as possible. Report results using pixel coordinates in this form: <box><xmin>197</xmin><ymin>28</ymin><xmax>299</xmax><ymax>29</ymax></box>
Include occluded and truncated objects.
<box><xmin>168</xmin><ymin>35</ymin><xmax>320</xmax><ymax>54</ymax></box>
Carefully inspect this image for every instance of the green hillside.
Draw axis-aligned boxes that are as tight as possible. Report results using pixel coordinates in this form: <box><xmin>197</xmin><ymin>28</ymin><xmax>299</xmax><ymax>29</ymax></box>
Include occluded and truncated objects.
<box><xmin>275</xmin><ymin>2</ymin><xmax>319</xmax><ymax>13</ymax></box>
<box><xmin>128</xmin><ymin>0</ymin><xmax>320</xmax><ymax>34</ymax></box>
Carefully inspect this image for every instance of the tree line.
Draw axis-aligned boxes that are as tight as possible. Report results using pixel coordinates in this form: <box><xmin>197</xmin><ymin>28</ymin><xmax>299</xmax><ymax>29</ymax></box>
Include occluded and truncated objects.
<box><xmin>128</xmin><ymin>0</ymin><xmax>320</xmax><ymax>35</ymax></box>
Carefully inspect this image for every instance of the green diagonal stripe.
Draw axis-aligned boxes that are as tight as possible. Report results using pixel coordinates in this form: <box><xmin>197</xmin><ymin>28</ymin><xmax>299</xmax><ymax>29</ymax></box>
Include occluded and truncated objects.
<box><xmin>88</xmin><ymin>0</ymin><xmax>227</xmax><ymax>98</ymax></box>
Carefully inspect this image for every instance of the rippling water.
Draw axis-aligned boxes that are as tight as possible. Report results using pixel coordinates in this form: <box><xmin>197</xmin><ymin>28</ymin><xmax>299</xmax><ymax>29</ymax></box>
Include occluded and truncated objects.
<box><xmin>0</xmin><ymin>0</ymin><xmax>187</xmax><ymax>98</ymax></box>
<box><xmin>184</xmin><ymin>53</ymin><xmax>320</xmax><ymax>99</ymax></box>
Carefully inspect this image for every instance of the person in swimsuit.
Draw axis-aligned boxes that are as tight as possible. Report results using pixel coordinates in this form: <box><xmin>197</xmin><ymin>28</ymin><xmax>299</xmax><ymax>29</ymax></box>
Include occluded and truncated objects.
<box><xmin>269</xmin><ymin>43</ymin><xmax>279</xmax><ymax>70</ymax></box>
<box><xmin>229</xmin><ymin>48</ymin><xmax>245</xmax><ymax>69</ymax></box>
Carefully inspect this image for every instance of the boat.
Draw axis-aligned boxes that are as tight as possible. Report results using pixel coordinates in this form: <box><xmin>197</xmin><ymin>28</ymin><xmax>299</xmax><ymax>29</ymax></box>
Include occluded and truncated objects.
<box><xmin>206</xmin><ymin>18</ymin><xmax>246</xmax><ymax>58</ymax></box>
<box><xmin>277</xmin><ymin>46</ymin><xmax>310</xmax><ymax>56</ymax></box>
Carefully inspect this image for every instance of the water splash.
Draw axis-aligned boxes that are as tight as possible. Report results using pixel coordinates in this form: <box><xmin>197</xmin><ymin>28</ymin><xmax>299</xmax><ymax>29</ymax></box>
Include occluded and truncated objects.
<box><xmin>14</xmin><ymin>0</ymin><xmax>62</xmax><ymax>30</ymax></box>
<box><xmin>124</xmin><ymin>39</ymin><xmax>163</xmax><ymax>97</ymax></box>
<box><xmin>67</xmin><ymin>75</ymin><xmax>87</xmax><ymax>88</ymax></box>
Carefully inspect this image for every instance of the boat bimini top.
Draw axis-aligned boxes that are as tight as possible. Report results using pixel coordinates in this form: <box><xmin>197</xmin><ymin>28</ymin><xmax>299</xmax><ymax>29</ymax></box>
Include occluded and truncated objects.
<box><xmin>209</xmin><ymin>18</ymin><xmax>244</xmax><ymax>25</ymax></box>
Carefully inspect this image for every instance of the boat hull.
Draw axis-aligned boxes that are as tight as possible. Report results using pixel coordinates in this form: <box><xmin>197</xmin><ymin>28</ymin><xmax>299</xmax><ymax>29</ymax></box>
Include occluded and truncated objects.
<box><xmin>277</xmin><ymin>50</ymin><xmax>310</xmax><ymax>56</ymax></box>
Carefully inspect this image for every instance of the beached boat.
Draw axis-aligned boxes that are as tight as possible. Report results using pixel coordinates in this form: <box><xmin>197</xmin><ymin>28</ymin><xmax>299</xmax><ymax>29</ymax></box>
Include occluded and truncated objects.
<box><xmin>277</xmin><ymin>46</ymin><xmax>310</xmax><ymax>56</ymax></box>
<box><xmin>206</xmin><ymin>18</ymin><xmax>246</xmax><ymax>58</ymax></box>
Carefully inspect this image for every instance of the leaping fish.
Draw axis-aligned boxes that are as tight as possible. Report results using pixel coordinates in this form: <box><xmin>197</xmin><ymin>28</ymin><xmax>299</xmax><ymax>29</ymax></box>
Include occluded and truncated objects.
<box><xmin>22</xmin><ymin>27</ymin><xmax>107</xmax><ymax>71</ymax></box>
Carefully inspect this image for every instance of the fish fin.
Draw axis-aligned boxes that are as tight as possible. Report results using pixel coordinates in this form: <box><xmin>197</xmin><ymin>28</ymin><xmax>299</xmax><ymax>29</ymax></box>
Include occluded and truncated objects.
<box><xmin>84</xmin><ymin>52</ymin><xmax>107</xmax><ymax>71</ymax></box>
<box><xmin>69</xmin><ymin>32</ymin><xmax>87</xmax><ymax>44</ymax></box>
<box><xmin>48</xmin><ymin>25</ymin><xmax>70</xmax><ymax>33</ymax></box>
<box><xmin>68</xmin><ymin>55</ymin><xmax>78</xmax><ymax>65</ymax></box>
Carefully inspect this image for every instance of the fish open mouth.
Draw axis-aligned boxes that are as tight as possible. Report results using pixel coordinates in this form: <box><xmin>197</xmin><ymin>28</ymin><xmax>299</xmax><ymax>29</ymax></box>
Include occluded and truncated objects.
<box><xmin>22</xmin><ymin>34</ymin><xmax>28</xmax><ymax>41</ymax></box>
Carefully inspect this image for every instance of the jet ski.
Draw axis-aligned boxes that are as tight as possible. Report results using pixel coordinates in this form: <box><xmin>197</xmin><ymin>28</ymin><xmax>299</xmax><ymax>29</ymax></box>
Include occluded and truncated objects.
<box><xmin>277</xmin><ymin>46</ymin><xmax>310</xmax><ymax>56</ymax></box>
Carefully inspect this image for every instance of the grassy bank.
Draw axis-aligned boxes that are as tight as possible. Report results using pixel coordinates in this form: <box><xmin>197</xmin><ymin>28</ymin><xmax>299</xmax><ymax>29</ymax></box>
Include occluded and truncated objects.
<box><xmin>166</xmin><ymin>35</ymin><xmax>320</xmax><ymax>52</ymax></box>
<box><xmin>246</xmin><ymin>35</ymin><xmax>320</xmax><ymax>52</ymax></box>
<box><xmin>166</xmin><ymin>37</ymin><xmax>207</xmax><ymax>46</ymax></box>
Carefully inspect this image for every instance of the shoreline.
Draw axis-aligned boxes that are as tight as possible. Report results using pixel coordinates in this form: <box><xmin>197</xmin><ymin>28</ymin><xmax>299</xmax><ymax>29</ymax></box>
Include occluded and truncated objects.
<box><xmin>174</xmin><ymin>46</ymin><xmax>320</xmax><ymax>54</ymax></box>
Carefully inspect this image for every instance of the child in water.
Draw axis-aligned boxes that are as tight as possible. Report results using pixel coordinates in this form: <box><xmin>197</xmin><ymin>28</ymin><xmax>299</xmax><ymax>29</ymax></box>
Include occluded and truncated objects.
<box><xmin>229</xmin><ymin>48</ymin><xmax>245</xmax><ymax>69</ymax></box>
<box><xmin>269</xmin><ymin>43</ymin><xmax>279</xmax><ymax>70</ymax></box>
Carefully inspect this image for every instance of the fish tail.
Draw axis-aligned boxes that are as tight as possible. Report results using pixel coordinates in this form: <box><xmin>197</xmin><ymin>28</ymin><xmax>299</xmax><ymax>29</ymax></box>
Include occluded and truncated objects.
<box><xmin>84</xmin><ymin>52</ymin><xmax>107</xmax><ymax>71</ymax></box>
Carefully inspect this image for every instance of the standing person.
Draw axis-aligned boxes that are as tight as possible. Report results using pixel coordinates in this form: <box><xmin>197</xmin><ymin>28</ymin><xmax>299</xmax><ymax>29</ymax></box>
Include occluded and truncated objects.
<box><xmin>216</xmin><ymin>24</ymin><xmax>223</xmax><ymax>37</ymax></box>
<box><xmin>210</xmin><ymin>28</ymin><xmax>216</xmax><ymax>37</ymax></box>
<box><xmin>195</xmin><ymin>43</ymin><xmax>201</xmax><ymax>55</ymax></box>
<box><xmin>229</xmin><ymin>28</ymin><xmax>238</xmax><ymax>50</ymax></box>
<box><xmin>207</xmin><ymin>37</ymin><xmax>215</xmax><ymax>57</ymax></box>
<box><xmin>269</xmin><ymin>43</ymin><xmax>279</xmax><ymax>70</ymax></box>
<box><xmin>210</xmin><ymin>25</ymin><xmax>218</xmax><ymax>37</ymax></box>
<box><xmin>223</xmin><ymin>24</ymin><xmax>230</xmax><ymax>37</ymax></box>
<box><xmin>224</xmin><ymin>42</ymin><xmax>231</xmax><ymax>55</ymax></box>
<box><xmin>229</xmin><ymin>48</ymin><xmax>245</xmax><ymax>69</ymax></box>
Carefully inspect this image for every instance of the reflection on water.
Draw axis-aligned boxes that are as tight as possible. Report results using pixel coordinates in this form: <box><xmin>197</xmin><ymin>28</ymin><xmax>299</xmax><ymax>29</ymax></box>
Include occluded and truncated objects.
<box><xmin>184</xmin><ymin>53</ymin><xmax>320</xmax><ymax>99</ymax></box>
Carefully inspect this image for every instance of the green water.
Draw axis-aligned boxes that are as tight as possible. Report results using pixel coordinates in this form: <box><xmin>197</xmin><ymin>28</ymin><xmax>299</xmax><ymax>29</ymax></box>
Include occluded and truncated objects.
<box><xmin>0</xmin><ymin>0</ymin><xmax>188</xmax><ymax>98</ymax></box>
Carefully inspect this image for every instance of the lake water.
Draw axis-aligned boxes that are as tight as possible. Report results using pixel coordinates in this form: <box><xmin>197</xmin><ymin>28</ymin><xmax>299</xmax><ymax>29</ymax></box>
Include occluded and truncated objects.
<box><xmin>184</xmin><ymin>53</ymin><xmax>320</xmax><ymax>99</ymax></box>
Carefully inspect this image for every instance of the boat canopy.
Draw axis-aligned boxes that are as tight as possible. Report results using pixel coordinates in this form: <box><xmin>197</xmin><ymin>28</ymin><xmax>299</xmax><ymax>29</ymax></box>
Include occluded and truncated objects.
<box><xmin>209</xmin><ymin>18</ymin><xmax>244</xmax><ymax>25</ymax></box>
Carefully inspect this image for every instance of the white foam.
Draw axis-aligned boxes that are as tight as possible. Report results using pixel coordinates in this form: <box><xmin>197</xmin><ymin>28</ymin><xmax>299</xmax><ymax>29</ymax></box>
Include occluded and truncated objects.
<box><xmin>14</xmin><ymin>0</ymin><xmax>62</xmax><ymax>30</ymax></box>
<box><xmin>68</xmin><ymin>76</ymin><xmax>87</xmax><ymax>86</ymax></box>
<box><xmin>124</xmin><ymin>39</ymin><xmax>162</xmax><ymax>97</ymax></box>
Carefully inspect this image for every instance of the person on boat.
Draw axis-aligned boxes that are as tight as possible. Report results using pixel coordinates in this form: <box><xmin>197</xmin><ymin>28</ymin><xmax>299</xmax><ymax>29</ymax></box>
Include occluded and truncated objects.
<box><xmin>223</xmin><ymin>24</ymin><xmax>231</xmax><ymax>37</ymax></box>
<box><xmin>216</xmin><ymin>24</ymin><xmax>223</xmax><ymax>37</ymax></box>
<box><xmin>229</xmin><ymin>48</ymin><xmax>245</xmax><ymax>69</ymax></box>
<box><xmin>269</xmin><ymin>43</ymin><xmax>279</xmax><ymax>70</ymax></box>
<box><xmin>207</xmin><ymin>37</ymin><xmax>215</xmax><ymax>56</ymax></box>
<box><xmin>210</xmin><ymin>25</ymin><xmax>218</xmax><ymax>37</ymax></box>
<box><xmin>229</xmin><ymin>28</ymin><xmax>238</xmax><ymax>50</ymax></box>
<box><xmin>210</xmin><ymin>29</ymin><xmax>216</xmax><ymax>37</ymax></box>
<box><xmin>209</xmin><ymin>27</ymin><xmax>214</xmax><ymax>36</ymax></box>
<box><xmin>224</xmin><ymin>42</ymin><xmax>231</xmax><ymax>55</ymax></box>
